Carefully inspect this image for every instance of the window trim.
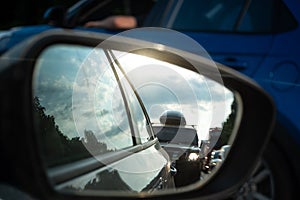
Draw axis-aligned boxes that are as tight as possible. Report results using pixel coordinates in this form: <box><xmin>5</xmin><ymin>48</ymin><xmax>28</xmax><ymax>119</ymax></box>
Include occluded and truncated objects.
<box><xmin>107</xmin><ymin>49</ymin><xmax>156</xmax><ymax>142</ymax></box>
<box><xmin>48</xmin><ymin>138</ymin><xmax>160</xmax><ymax>184</ymax></box>
<box><xmin>104</xmin><ymin>49</ymin><xmax>138</xmax><ymax>146</ymax></box>
<box><xmin>166</xmin><ymin>0</ymin><xmax>184</xmax><ymax>28</ymax></box>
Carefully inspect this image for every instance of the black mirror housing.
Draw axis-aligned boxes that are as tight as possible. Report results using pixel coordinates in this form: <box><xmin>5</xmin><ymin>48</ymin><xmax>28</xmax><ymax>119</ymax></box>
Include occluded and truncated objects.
<box><xmin>0</xmin><ymin>29</ymin><xmax>276</xmax><ymax>200</ymax></box>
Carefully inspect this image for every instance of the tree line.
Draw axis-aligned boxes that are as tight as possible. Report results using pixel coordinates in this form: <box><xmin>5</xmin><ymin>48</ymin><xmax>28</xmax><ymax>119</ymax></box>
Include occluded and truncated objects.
<box><xmin>33</xmin><ymin>97</ymin><xmax>112</xmax><ymax>167</ymax></box>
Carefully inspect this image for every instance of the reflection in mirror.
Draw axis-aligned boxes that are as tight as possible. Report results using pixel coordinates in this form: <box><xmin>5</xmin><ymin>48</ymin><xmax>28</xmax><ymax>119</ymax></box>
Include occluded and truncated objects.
<box><xmin>113</xmin><ymin>49</ymin><xmax>240</xmax><ymax>185</ymax></box>
<box><xmin>32</xmin><ymin>44</ymin><xmax>241</xmax><ymax>196</ymax></box>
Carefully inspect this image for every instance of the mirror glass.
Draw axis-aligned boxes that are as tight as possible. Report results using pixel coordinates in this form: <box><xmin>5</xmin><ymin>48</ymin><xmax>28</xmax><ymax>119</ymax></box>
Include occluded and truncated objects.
<box><xmin>32</xmin><ymin>44</ymin><xmax>241</xmax><ymax>196</ymax></box>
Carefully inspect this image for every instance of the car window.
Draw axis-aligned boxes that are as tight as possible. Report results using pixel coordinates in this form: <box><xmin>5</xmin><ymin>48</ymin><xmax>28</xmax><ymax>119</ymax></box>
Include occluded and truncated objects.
<box><xmin>143</xmin><ymin>0</ymin><xmax>174</xmax><ymax>27</ymax></box>
<box><xmin>169</xmin><ymin>0</ymin><xmax>297</xmax><ymax>33</ymax></box>
<box><xmin>32</xmin><ymin>44</ymin><xmax>134</xmax><ymax>167</ymax></box>
<box><xmin>238</xmin><ymin>0</ymin><xmax>273</xmax><ymax>32</ymax></box>
<box><xmin>71</xmin><ymin>0</ymin><xmax>156</xmax><ymax>26</ymax></box>
<box><xmin>238</xmin><ymin>0</ymin><xmax>298</xmax><ymax>33</ymax></box>
<box><xmin>171</xmin><ymin>0</ymin><xmax>244</xmax><ymax>32</ymax></box>
<box><xmin>273</xmin><ymin>0</ymin><xmax>298</xmax><ymax>32</ymax></box>
<box><xmin>116</xmin><ymin>68</ymin><xmax>153</xmax><ymax>144</ymax></box>
<box><xmin>153</xmin><ymin>126</ymin><xmax>199</xmax><ymax>146</ymax></box>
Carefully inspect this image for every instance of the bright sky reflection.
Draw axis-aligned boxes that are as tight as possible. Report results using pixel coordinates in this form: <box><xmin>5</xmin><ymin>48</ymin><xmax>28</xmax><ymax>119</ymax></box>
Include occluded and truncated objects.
<box><xmin>112</xmin><ymin>50</ymin><xmax>234</xmax><ymax>140</ymax></box>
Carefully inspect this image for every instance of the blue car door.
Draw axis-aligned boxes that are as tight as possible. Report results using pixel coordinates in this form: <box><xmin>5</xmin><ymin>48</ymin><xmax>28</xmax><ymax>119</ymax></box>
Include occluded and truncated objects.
<box><xmin>250</xmin><ymin>0</ymin><xmax>300</xmax><ymax>142</ymax></box>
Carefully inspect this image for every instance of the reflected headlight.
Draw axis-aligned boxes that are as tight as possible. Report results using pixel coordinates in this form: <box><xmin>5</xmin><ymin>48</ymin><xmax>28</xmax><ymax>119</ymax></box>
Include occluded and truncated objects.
<box><xmin>188</xmin><ymin>152</ymin><xmax>200</xmax><ymax>161</ymax></box>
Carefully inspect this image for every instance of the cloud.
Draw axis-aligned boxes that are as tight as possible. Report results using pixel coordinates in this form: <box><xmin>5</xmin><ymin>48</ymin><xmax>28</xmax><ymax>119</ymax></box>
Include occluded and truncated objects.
<box><xmin>33</xmin><ymin>44</ymin><xmax>235</xmax><ymax>149</ymax></box>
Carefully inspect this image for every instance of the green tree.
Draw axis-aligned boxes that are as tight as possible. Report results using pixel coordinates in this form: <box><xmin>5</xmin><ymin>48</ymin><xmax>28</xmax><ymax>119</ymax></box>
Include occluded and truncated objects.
<box><xmin>215</xmin><ymin>97</ymin><xmax>237</xmax><ymax>149</ymax></box>
<box><xmin>33</xmin><ymin>97</ymin><xmax>111</xmax><ymax>167</ymax></box>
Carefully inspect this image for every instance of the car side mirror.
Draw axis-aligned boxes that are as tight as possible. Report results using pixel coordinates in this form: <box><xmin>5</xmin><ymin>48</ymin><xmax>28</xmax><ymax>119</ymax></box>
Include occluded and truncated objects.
<box><xmin>0</xmin><ymin>28</ymin><xmax>275</xmax><ymax>200</ymax></box>
<box><xmin>43</xmin><ymin>6</ymin><xmax>66</xmax><ymax>27</ymax></box>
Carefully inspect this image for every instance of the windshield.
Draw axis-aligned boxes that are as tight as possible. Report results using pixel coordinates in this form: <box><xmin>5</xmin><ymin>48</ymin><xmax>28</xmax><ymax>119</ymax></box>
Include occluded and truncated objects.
<box><xmin>153</xmin><ymin>126</ymin><xmax>199</xmax><ymax>146</ymax></box>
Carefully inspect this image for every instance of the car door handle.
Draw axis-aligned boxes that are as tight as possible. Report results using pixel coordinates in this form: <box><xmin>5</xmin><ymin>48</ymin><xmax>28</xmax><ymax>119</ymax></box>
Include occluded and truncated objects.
<box><xmin>218</xmin><ymin>57</ymin><xmax>247</xmax><ymax>71</ymax></box>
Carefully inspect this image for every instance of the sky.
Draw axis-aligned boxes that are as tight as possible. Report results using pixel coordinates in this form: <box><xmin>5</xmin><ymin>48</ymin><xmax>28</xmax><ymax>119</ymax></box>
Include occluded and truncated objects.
<box><xmin>113</xmin><ymin>50</ymin><xmax>234</xmax><ymax>140</ymax></box>
<box><xmin>33</xmin><ymin>44</ymin><xmax>234</xmax><ymax>146</ymax></box>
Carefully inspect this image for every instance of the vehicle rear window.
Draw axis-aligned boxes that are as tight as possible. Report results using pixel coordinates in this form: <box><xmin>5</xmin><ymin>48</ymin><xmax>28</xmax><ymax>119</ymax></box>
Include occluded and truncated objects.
<box><xmin>153</xmin><ymin>126</ymin><xmax>199</xmax><ymax>146</ymax></box>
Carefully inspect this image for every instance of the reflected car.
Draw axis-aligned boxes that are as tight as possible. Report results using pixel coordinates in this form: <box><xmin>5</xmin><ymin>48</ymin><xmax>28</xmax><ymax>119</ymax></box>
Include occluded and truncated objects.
<box><xmin>203</xmin><ymin>145</ymin><xmax>231</xmax><ymax>174</ymax></box>
<box><xmin>152</xmin><ymin>110</ymin><xmax>202</xmax><ymax>187</ymax></box>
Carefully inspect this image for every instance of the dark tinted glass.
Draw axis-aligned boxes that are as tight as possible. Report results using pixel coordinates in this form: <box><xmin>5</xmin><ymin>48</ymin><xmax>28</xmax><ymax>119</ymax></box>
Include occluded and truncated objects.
<box><xmin>232</xmin><ymin>0</ymin><xmax>297</xmax><ymax>33</ymax></box>
<box><xmin>75</xmin><ymin>0</ymin><xmax>156</xmax><ymax>26</ymax></box>
<box><xmin>172</xmin><ymin>0</ymin><xmax>244</xmax><ymax>32</ymax></box>
<box><xmin>274</xmin><ymin>0</ymin><xmax>298</xmax><ymax>32</ymax></box>
<box><xmin>170</xmin><ymin>0</ymin><xmax>297</xmax><ymax>33</ymax></box>
<box><xmin>238</xmin><ymin>0</ymin><xmax>273</xmax><ymax>32</ymax></box>
<box><xmin>143</xmin><ymin>0</ymin><xmax>171</xmax><ymax>26</ymax></box>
